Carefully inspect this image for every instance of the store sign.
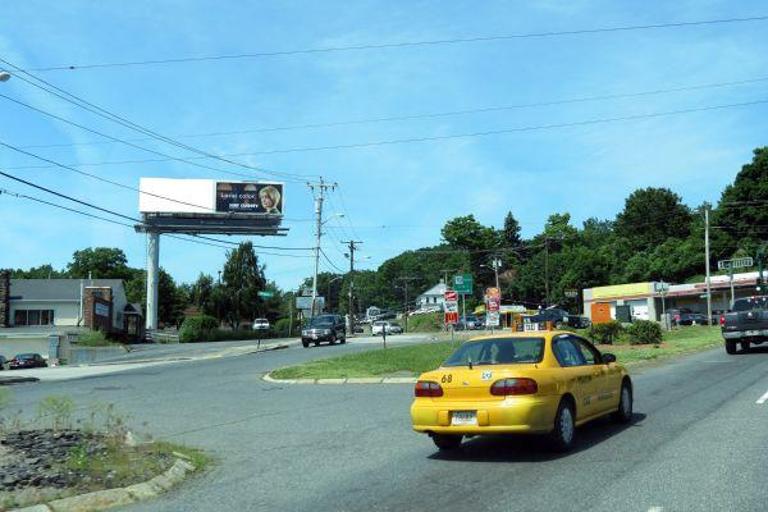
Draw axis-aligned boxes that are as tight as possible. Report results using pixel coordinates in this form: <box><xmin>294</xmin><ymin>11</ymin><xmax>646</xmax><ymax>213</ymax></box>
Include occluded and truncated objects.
<box><xmin>445</xmin><ymin>311</ymin><xmax>459</xmax><ymax>325</ymax></box>
<box><xmin>444</xmin><ymin>289</ymin><xmax>459</xmax><ymax>325</ymax></box>
<box><xmin>718</xmin><ymin>257</ymin><xmax>754</xmax><ymax>271</ymax></box>
<box><xmin>215</xmin><ymin>182</ymin><xmax>284</xmax><ymax>215</ymax></box>
<box><xmin>485</xmin><ymin>287</ymin><xmax>501</xmax><ymax>326</ymax></box>
<box><xmin>94</xmin><ymin>303</ymin><xmax>110</xmax><ymax>318</ymax></box>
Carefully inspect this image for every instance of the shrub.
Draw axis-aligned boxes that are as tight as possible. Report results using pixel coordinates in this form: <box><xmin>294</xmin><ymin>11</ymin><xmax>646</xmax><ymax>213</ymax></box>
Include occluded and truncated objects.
<box><xmin>625</xmin><ymin>320</ymin><xmax>663</xmax><ymax>345</ymax></box>
<box><xmin>179</xmin><ymin>315</ymin><xmax>219</xmax><ymax>343</ymax></box>
<box><xmin>587</xmin><ymin>321</ymin><xmax>624</xmax><ymax>345</ymax></box>
<box><xmin>77</xmin><ymin>329</ymin><xmax>114</xmax><ymax>347</ymax></box>
<box><xmin>274</xmin><ymin>317</ymin><xmax>300</xmax><ymax>338</ymax></box>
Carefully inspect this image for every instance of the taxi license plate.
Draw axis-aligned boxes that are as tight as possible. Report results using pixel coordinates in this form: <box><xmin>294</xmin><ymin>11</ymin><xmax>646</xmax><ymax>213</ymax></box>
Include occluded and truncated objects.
<box><xmin>451</xmin><ymin>411</ymin><xmax>477</xmax><ymax>426</ymax></box>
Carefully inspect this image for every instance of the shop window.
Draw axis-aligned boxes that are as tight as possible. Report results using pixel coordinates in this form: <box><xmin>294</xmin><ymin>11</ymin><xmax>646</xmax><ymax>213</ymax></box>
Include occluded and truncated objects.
<box><xmin>13</xmin><ymin>309</ymin><xmax>54</xmax><ymax>326</ymax></box>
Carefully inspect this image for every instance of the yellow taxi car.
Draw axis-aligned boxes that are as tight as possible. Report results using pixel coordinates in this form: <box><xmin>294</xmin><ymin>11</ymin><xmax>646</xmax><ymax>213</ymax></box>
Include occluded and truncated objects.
<box><xmin>410</xmin><ymin>330</ymin><xmax>632</xmax><ymax>452</ymax></box>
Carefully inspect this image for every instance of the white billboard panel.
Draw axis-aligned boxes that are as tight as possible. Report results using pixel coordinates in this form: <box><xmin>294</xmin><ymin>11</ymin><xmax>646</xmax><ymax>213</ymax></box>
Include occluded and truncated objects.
<box><xmin>139</xmin><ymin>178</ymin><xmax>215</xmax><ymax>214</ymax></box>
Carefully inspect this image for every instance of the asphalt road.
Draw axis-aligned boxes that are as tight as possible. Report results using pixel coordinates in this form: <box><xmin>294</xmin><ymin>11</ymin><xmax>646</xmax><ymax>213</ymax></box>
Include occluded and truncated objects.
<box><xmin>5</xmin><ymin>340</ymin><xmax>768</xmax><ymax>511</ymax></box>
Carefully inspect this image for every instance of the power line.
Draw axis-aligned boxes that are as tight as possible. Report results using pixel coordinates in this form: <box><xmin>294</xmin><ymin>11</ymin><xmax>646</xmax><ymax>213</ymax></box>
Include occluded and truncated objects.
<box><xmin>0</xmin><ymin>92</ymin><xmax>260</xmax><ymax>180</ymax></box>
<box><xmin>16</xmin><ymin>75</ymin><xmax>768</xmax><ymax>150</ymax></box>
<box><xmin>320</xmin><ymin>248</ymin><xmax>346</xmax><ymax>273</ymax></box>
<box><xmin>0</xmin><ymin>57</ymin><xmax>315</xmax><ymax>183</ymax></box>
<box><xmin>0</xmin><ymin>168</ymin><xmax>315</xmax><ymax>254</ymax></box>
<box><xmin>10</xmin><ymin>97</ymin><xmax>764</xmax><ymax>170</ymax></box>
<box><xmin>24</xmin><ymin>15</ymin><xmax>768</xmax><ymax>72</ymax></box>
<box><xmin>0</xmin><ymin>187</ymin><xmax>134</xmax><ymax>228</ymax></box>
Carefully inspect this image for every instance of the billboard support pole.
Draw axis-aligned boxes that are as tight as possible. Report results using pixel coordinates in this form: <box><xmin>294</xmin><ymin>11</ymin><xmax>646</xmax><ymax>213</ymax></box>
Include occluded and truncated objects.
<box><xmin>146</xmin><ymin>231</ymin><xmax>160</xmax><ymax>332</ymax></box>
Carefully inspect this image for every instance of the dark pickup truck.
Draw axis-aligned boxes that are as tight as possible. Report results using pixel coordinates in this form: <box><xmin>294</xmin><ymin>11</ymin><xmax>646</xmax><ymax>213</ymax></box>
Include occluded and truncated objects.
<box><xmin>721</xmin><ymin>296</ymin><xmax>768</xmax><ymax>354</ymax></box>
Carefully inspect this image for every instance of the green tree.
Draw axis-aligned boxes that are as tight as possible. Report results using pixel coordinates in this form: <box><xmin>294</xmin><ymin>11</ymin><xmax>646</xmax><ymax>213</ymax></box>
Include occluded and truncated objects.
<box><xmin>502</xmin><ymin>211</ymin><xmax>522</xmax><ymax>247</ymax></box>
<box><xmin>190</xmin><ymin>273</ymin><xmax>215</xmax><ymax>315</ymax></box>
<box><xmin>614</xmin><ymin>187</ymin><xmax>692</xmax><ymax>251</ymax></box>
<box><xmin>66</xmin><ymin>247</ymin><xmax>131</xmax><ymax>278</ymax></box>
<box><xmin>10</xmin><ymin>264</ymin><xmax>66</xmax><ymax>279</ymax></box>
<box><xmin>715</xmin><ymin>147</ymin><xmax>768</xmax><ymax>255</ymax></box>
<box><xmin>221</xmin><ymin>242</ymin><xmax>266</xmax><ymax>330</ymax></box>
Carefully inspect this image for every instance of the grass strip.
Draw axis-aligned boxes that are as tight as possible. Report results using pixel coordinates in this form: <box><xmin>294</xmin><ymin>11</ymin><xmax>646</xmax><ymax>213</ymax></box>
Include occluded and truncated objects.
<box><xmin>271</xmin><ymin>326</ymin><xmax>724</xmax><ymax>379</ymax></box>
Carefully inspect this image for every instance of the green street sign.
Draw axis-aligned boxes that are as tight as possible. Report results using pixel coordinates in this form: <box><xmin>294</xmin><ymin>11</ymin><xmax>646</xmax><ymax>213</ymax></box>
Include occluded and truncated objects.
<box><xmin>258</xmin><ymin>291</ymin><xmax>275</xmax><ymax>299</ymax></box>
<box><xmin>453</xmin><ymin>273</ymin><xmax>474</xmax><ymax>294</ymax></box>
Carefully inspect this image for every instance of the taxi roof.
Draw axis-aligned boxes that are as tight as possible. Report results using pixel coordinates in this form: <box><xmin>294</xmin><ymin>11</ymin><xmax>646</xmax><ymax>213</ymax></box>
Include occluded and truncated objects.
<box><xmin>463</xmin><ymin>330</ymin><xmax>569</xmax><ymax>342</ymax></box>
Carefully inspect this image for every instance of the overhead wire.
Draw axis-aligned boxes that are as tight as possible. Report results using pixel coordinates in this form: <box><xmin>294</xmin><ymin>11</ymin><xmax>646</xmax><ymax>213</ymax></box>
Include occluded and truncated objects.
<box><xmin>23</xmin><ymin>15</ymin><xmax>768</xmax><ymax>72</ymax></box>
<box><xmin>8</xmin><ymin>97</ymin><xmax>765</xmax><ymax>171</ymax></box>
<box><xmin>15</xmin><ymin>75</ymin><xmax>768</xmax><ymax>150</ymax></box>
<box><xmin>0</xmin><ymin>168</ymin><xmax>313</xmax><ymax>254</ymax></box>
<box><xmin>0</xmin><ymin>56</ymin><xmax>316</xmax><ymax>183</ymax></box>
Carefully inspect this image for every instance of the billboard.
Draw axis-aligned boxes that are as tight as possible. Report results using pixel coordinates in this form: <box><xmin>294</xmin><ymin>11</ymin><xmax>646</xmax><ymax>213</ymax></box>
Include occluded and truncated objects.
<box><xmin>139</xmin><ymin>178</ymin><xmax>284</xmax><ymax>216</ymax></box>
<box><xmin>215</xmin><ymin>182</ymin><xmax>283</xmax><ymax>214</ymax></box>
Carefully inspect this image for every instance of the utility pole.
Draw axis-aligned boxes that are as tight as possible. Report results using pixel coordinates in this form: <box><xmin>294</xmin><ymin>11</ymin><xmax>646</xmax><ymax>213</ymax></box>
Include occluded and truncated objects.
<box><xmin>491</xmin><ymin>256</ymin><xmax>502</xmax><ymax>291</ymax></box>
<box><xmin>705</xmin><ymin>207</ymin><xmax>713</xmax><ymax>325</ymax></box>
<box><xmin>440</xmin><ymin>269</ymin><xmax>457</xmax><ymax>286</ymax></box>
<box><xmin>343</xmin><ymin>240</ymin><xmax>363</xmax><ymax>335</ymax></box>
<box><xmin>544</xmin><ymin>238</ymin><xmax>550</xmax><ymax>307</ymax></box>
<box><xmin>396</xmin><ymin>277</ymin><xmax>418</xmax><ymax>333</ymax></box>
<box><xmin>307</xmin><ymin>177</ymin><xmax>336</xmax><ymax>318</ymax></box>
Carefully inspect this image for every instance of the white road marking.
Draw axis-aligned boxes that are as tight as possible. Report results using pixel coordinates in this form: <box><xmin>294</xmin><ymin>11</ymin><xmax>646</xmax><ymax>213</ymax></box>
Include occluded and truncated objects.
<box><xmin>756</xmin><ymin>390</ymin><xmax>768</xmax><ymax>404</ymax></box>
<box><xmin>648</xmin><ymin>507</ymin><xmax>663</xmax><ymax>512</ymax></box>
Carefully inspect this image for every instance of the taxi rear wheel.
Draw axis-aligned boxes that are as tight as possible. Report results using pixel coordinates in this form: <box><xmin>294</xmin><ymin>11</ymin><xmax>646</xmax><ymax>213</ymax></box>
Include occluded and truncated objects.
<box><xmin>431</xmin><ymin>434</ymin><xmax>463</xmax><ymax>451</ymax></box>
<box><xmin>547</xmin><ymin>398</ymin><xmax>575</xmax><ymax>452</ymax></box>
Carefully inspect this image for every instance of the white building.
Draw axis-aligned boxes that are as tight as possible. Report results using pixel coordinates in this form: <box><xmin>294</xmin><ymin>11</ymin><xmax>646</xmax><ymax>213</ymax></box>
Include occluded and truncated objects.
<box><xmin>2</xmin><ymin>278</ymin><xmax>132</xmax><ymax>331</ymax></box>
<box><xmin>416</xmin><ymin>282</ymin><xmax>448</xmax><ymax>310</ymax></box>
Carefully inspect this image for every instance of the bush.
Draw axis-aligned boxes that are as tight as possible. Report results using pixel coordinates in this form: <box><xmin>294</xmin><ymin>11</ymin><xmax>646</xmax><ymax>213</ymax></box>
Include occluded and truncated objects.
<box><xmin>179</xmin><ymin>315</ymin><xmax>219</xmax><ymax>343</ymax></box>
<box><xmin>76</xmin><ymin>329</ymin><xmax>114</xmax><ymax>347</ymax></box>
<box><xmin>625</xmin><ymin>320</ymin><xmax>663</xmax><ymax>345</ymax></box>
<box><xmin>408</xmin><ymin>312</ymin><xmax>443</xmax><ymax>332</ymax></box>
<box><xmin>274</xmin><ymin>317</ymin><xmax>300</xmax><ymax>338</ymax></box>
<box><xmin>587</xmin><ymin>321</ymin><xmax>624</xmax><ymax>345</ymax></box>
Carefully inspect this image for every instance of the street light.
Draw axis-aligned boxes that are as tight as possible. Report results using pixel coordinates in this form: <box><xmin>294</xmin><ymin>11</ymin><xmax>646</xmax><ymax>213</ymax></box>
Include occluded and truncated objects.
<box><xmin>0</xmin><ymin>71</ymin><xmax>11</xmax><ymax>82</ymax></box>
<box><xmin>321</xmin><ymin>213</ymin><xmax>344</xmax><ymax>226</ymax></box>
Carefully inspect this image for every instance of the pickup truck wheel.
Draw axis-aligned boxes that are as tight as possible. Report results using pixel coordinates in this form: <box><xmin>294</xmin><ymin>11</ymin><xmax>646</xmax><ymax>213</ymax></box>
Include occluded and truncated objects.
<box><xmin>431</xmin><ymin>434</ymin><xmax>462</xmax><ymax>451</ymax></box>
<box><xmin>725</xmin><ymin>340</ymin><xmax>737</xmax><ymax>354</ymax></box>
<box><xmin>302</xmin><ymin>340</ymin><xmax>309</xmax><ymax>348</ymax></box>
<box><xmin>741</xmin><ymin>341</ymin><xmax>751</xmax><ymax>353</ymax></box>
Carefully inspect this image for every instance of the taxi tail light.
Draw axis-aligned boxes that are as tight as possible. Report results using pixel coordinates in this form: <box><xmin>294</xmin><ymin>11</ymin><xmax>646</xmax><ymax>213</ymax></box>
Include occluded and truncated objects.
<box><xmin>414</xmin><ymin>381</ymin><xmax>443</xmax><ymax>397</ymax></box>
<box><xmin>490</xmin><ymin>378</ymin><xmax>538</xmax><ymax>396</ymax></box>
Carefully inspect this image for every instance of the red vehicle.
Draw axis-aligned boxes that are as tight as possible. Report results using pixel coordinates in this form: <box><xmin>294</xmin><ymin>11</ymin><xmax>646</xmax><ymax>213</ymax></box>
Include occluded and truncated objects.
<box><xmin>9</xmin><ymin>353</ymin><xmax>48</xmax><ymax>370</ymax></box>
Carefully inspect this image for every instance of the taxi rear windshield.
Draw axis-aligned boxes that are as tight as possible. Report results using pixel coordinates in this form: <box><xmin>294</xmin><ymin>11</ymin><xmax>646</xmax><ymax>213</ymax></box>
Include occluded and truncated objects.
<box><xmin>443</xmin><ymin>338</ymin><xmax>545</xmax><ymax>367</ymax></box>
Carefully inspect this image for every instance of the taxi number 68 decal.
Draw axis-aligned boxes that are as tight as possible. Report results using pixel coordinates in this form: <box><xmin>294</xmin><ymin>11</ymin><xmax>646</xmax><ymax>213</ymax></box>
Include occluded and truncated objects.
<box><xmin>441</xmin><ymin>374</ymin><xmax>453</xmax><ymax>384</ymax></box>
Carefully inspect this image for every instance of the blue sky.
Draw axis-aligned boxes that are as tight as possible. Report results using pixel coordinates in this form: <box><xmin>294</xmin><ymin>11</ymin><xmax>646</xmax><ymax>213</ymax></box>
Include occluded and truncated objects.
<box><xmin>1</xmin><ymin>0</ymin><xmax>767</xmax><ymax>291</ymax></box>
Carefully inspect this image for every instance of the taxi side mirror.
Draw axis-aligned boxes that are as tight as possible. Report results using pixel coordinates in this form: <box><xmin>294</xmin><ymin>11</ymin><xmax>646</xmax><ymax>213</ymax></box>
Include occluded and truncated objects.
<box><xmin>602</xmin><ymin>353</ymin><xmax>617</xmax><ymax>364</ymax></box>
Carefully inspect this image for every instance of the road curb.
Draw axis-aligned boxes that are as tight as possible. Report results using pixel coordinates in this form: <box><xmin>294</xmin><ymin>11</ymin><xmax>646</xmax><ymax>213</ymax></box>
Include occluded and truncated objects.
<box><xmin>11</xmin><ymin>458</ymin><xmax>196</xmax><ymax>512</ymax></box>
<box><xmin>263</xmin><ymin>373</ymin><xmax>416</xmax><ymax>385</ymax></box>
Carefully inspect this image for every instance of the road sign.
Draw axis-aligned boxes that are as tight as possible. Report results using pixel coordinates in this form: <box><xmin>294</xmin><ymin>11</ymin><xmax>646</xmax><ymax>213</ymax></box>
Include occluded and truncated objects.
<box><xmin>296</xmin><ymin>296</ymin><xmax>325</xmax><ymax>311</ymax></box>
<box><xmin>445</xmin><ymin>311</ymin><xmax>459</xmax><ymax>325</ymax></box>
<box><xmin>444</xmin><ymin>289</ymin><xmax>458</xmax><ymax>302</ymax></box>
<box><xmin>718</xmin><ymin>257</ymin><xmax>754</xmax><ymax>271</ymax></box>
<box><xmin>653</xmin><ymin>282</ymin><xmax>670</xmax><ymax>293</ymax></box>
<box><xmin>486</xmin><ymin>311</ymin><xmax>500</xmax><ymax>327</ymax></box>
<box><xmin>564</xmin><ymin>289</ymin><xmax>579</xmax><ymax>299</ymax></box>
<box><xmin>258</xmin><ymin>291</ymin><xmax>275</xmax><ymax>298</ymax></box>
<box><xmin>453</xmin><ymin>274</ymin><xmax>474</xmax><ymax>294</ymax></box>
